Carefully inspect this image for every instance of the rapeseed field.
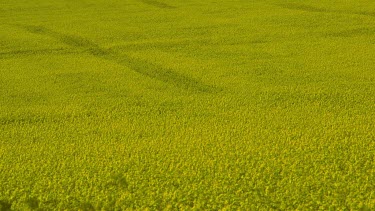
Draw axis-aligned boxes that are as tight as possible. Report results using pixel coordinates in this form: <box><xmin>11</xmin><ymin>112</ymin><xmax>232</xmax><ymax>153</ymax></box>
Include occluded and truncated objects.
<box><xmin>1</xmin><ymin>0</ymin><xmax>374</xmax><ymax>209</ymax></box>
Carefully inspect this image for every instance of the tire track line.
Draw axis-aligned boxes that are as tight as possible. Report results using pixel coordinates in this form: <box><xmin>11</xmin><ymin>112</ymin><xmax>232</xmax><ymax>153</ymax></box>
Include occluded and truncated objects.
<box><xmin>15</xmin><ymin>24</ymin><xmax>220</xmax><ymax>93</ymax></box>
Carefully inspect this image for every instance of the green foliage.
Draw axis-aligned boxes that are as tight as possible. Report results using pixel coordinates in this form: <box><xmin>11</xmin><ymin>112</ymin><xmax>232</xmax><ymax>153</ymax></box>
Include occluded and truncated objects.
<box><xmin>1</xmin><ymin>0</ymin><xmax>374</xmax><ymax>209</ymax></box>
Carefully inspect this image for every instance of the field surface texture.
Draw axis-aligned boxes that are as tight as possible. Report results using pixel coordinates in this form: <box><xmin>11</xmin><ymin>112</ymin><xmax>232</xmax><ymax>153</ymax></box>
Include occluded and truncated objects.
<box><xmin>1</xmin><ymin>0</ymin><xmax>375</xmax><ymax>210</ymax></box>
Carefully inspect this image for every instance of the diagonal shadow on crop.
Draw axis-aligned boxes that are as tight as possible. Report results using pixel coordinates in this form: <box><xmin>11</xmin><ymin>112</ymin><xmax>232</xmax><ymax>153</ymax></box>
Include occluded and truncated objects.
<box><xmin>274</xmin><ymin>3</ymin><xmax>375</xmax><ymax>18</ymax></box>
<box><xmin>15</xmin><ymin>24</ymin><xmax>219</xmax><ymax>93</ymax></box>
<box><xmin>139</xmin><ymin>0</ymin><xmax>176</xmax><ymax>9</ymax></box>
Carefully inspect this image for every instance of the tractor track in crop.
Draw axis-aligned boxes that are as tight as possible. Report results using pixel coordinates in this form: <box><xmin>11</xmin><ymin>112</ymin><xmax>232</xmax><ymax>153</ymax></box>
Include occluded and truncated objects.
<box><xmin>12</xmin><ymin>24</ymin><xmax>219</xmax><ymax>93</ymax></box>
